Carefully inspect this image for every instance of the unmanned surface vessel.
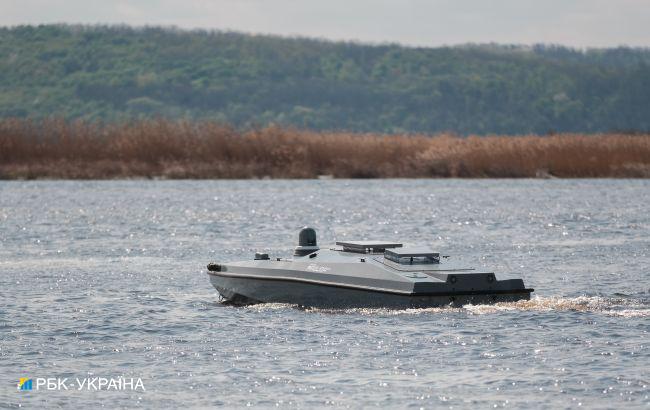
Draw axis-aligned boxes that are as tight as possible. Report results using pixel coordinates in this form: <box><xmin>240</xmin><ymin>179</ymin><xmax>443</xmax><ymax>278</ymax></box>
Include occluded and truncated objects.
<box><xmin>207</xmin><ymin>228</ymin><xmax>533</xmax><ymax>308</ymax></box>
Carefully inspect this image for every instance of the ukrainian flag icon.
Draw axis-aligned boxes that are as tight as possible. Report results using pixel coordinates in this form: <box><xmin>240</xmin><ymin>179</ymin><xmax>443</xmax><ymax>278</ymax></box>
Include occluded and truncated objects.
<box><xmin>18</xmin><ymin>378</ymin><xmax>33</xmax><ymax>390</ymax></box>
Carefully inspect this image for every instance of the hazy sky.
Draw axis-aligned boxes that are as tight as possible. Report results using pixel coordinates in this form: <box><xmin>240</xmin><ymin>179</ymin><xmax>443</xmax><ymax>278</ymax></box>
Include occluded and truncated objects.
<box><xmin>2</xmin><ymin>0</ymin><xmax>649</xmax><ymax>48</ymax></box>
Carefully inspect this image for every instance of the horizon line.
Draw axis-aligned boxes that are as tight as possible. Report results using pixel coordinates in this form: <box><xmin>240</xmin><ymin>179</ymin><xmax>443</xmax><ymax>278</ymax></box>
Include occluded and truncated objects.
<box><xmin>3</xmin><ymin>22</ymin><xmax>649</xmax><ymax>51</ymax></box>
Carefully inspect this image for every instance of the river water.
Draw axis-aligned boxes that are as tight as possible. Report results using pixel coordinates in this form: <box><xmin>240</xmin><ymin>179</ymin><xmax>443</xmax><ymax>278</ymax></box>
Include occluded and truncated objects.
<box><xmin>0</xmin><ymin>180</ymin><xmax>648</xmax><ymax>408</ymax></box>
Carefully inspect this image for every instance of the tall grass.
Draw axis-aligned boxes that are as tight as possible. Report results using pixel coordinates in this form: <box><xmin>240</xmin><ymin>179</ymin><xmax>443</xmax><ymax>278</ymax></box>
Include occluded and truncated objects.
<box><xmin>1</xmin><ymin>119</ymin><xmax>649</xmax><ymax>179</ymax></box>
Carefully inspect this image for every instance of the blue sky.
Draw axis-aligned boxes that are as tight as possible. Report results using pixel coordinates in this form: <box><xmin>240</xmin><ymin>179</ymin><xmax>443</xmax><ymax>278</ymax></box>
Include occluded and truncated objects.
<box><xmin>2</xmin><ymin>0</ymin><xmax>649</xmax><ymax>47</ymax></box>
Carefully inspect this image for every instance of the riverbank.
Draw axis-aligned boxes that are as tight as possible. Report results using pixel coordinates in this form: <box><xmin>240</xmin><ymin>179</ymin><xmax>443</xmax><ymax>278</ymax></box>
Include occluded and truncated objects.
<box><xmin>1</xmin><ymin>119</ymin><xmax>649</xmax><ymax>179</ymax></box>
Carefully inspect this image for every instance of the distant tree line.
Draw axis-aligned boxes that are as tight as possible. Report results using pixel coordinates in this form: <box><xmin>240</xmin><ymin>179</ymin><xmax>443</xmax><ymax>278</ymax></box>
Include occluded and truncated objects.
<box><xmin>1</xmin><ymin>24</ymin><xmax>649</xmax><ymax>134</ymax></box>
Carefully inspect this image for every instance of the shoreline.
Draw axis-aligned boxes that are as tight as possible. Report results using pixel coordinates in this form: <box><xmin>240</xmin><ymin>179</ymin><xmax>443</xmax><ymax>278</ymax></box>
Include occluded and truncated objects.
<box><xmin>2</xmin><ymin>119</ymin><xmax>649</xmax><ymax>179</ymax></box>
<box><xmin>2</xmin><ymin>173</ymin><xmax>648</xmax><ymax>181</ymax></box>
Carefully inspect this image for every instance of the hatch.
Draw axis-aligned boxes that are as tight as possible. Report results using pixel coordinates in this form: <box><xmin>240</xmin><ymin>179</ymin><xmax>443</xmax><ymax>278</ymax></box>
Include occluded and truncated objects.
<box><xmin>384</xmin><ymin>247</ymin><xmax>440</xmax><ymax>264</ymax></box>
<box><xmin>336</xmin><ymin>241</ymin><xmax>402</xmax><ymax>254</ymax></box>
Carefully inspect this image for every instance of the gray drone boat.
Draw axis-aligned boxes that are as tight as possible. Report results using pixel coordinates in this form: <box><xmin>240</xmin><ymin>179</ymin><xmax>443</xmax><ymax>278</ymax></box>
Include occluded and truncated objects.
<box><xmin>207</xmin><ymin>228</ymin><xmax>533</xmax><ymax>308</ymax></box>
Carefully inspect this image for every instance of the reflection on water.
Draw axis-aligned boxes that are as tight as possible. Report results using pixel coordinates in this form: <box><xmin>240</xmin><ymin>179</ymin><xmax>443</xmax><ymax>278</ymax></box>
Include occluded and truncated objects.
<box><xmin>0</xmin><ymin>179</ymin><xmax>648</xmax><ymax>408</ymax></box>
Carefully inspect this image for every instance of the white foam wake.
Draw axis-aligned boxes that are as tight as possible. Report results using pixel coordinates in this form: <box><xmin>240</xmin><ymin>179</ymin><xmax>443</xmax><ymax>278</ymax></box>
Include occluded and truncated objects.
<box><xmin>238</xmin><ymin>296</ymin><xmax>650</xmax><ymax>317</ymax></box>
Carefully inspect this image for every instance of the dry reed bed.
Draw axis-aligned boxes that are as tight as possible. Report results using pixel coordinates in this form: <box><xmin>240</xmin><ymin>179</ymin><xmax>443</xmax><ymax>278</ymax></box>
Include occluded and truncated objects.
<box><xmin>0</xmin><ymin>119</ymin><xmax>649</xmax><ymax>179</ymax></box>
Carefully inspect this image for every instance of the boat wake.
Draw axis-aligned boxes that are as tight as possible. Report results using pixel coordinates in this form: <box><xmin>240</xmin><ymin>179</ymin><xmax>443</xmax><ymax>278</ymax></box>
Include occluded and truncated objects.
<box><xmin>462</xmin><ymin>295</ymin><xmax>650</xmax><ymax>317</ymax></box>
<box><xmin>239</xmin><ymin>295</ymin><xmax>650</xmax><ymax>317</ymax></box>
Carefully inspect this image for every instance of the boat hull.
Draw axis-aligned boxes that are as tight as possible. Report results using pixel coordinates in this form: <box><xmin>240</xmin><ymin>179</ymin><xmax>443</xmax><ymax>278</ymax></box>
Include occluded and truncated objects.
<box><xmin>209</xmin><ymin>272</ymin><xmax>532</xmax><ymax>308</ymax></box>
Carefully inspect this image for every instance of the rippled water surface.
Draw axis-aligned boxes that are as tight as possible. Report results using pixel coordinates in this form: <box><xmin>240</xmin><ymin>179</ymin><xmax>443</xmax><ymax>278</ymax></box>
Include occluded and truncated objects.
<box><xmin>1</xmin><ymin>180</ymin><xmax>648</xmax><ymax>408</ymax></box>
